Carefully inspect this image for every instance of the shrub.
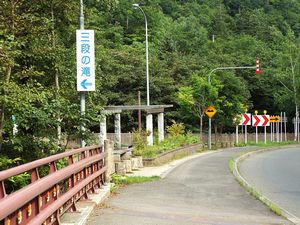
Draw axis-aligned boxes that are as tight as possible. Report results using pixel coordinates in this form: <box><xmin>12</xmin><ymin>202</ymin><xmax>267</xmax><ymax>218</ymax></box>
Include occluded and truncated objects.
<box><xmin>166</xmin><ymin>120</ymin><xmax>185</xmax><ymax>137</ymax></box>
<box><xmin>132</xmin><ymin>129</ymin><xmax>150</xmax><ymax>156</ymax></box>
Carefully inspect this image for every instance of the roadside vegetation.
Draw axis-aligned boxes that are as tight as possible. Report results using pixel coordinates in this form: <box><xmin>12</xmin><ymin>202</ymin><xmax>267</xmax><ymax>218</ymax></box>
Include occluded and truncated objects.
<box><xmin>132</xmin><ymin>121</ymin><xmax>199</xmax><ymax>158</ymax></box>
<box><xmin>111</xmin><ymin>174</ymin><xmax>160</xmax><ymax>192</ymax></box>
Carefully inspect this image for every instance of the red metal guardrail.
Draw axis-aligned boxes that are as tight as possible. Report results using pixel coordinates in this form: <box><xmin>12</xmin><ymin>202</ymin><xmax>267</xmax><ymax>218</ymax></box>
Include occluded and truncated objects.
<box><xmin>0</xmin><ymin>145</ymin><xmax>107</xmax><ymax>225</ymax></box>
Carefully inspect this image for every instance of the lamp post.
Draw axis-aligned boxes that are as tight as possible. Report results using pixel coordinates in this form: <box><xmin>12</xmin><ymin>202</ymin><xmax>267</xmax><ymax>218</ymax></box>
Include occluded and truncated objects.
<box><xmin>133</xmin><ymin>3</ymin><xmax>150</xmax><ymax>106</ymax></box>
<box><xmin>133</xmin><ymin>3</ymin><xmax>153</xmax><ymax>145</ymax></box>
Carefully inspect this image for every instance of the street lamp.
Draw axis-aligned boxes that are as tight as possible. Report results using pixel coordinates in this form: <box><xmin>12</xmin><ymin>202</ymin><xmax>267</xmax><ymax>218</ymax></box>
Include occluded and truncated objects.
<box><xmin>133</xmin><ymin>4</ymin><xmax>153</xmax><ymax>145</ymax></box>
<box><xmin>207</xmin><ymin>65</ymin><xmax>256</xmax><ymax>149</ymax></box>
<box><xmin>133</xmin><ymin>3</ymin><xmax>150</xmax><ymax>106</ymax></box>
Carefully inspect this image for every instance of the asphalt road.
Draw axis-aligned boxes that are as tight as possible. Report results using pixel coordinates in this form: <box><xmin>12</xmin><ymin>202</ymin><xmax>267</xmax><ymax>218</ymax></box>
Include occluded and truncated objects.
<box><xmin>240</xmin><ymin>146</ymin><xmax>300</xmax><ymax>220</ymax></box>
<box><xmin>87</xmin><ymin>147</ymin><xmax>291</xmax><ymax>225</ymax></box>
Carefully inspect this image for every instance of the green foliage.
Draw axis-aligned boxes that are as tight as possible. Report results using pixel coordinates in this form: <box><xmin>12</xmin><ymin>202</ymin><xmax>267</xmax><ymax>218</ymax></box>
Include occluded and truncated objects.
<box><xmin>112</xmin><ymin>174</ymin><xmax>160</xmax><ymax>185</ymax></box>
<box><xmin>0</xmin><ymin>156</ymin><xmax>22</xmax><ymax>170</ymax></box>
<box><xmin>136</xmin><ymin>133</ymin><xmax>199</xmax><ymax>158</ymax></box>
<box><xmin>111</xmin><ymin>174</ymin><xmax>160</xmax><ymax>191</ymax></box>
<box><xmin>7</xmin><ymin>173</ymin><xmax>31</xmax><ymax>193</ymax></box>
<box><xmin>132</xmin><ymin>129</ymin><xmax>150</xmax><ymax>156</ymax></box>
<box><xmin>166</xmin><ymin>120</ymin><xmax>185</xmax><ymax>137</ymax></box>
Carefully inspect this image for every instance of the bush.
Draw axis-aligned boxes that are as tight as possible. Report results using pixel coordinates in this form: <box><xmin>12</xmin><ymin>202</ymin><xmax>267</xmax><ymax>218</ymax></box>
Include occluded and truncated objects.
<box><xmin>166</xmin><ymin>120</ymin><xmax>185</xmax><ymax>137</ymax></box>
<box><xmin>132</xmin><ymin>129</ymin><xmax>150</xmax><ymax>156</ymax></box>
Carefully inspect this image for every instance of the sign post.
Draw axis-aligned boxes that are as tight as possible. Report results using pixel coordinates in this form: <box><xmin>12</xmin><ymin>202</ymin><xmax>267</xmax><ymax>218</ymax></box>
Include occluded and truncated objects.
<box><xmin>205</xmin><ymin>106</ymin><xmax>217</xmax><ymax>150</ymax></box>
<box><xmin>263</xmin><ymin>110</ymin><xmax>267</xmax><ymax>144</ymax></box>
<box><xmin>252</xmin><ymin>112</ymin><xmax>270</xmax><ymax>144</ymax></box>
<box><xmin>254</xmin><ymin>110</ymin><xmax>258</xmax><ymax>143</ymax></box>
<box><xmin>284</xmin><ymin>112</ymin><xmax>287</xmax><ymax>141</ymax></box>
<box><xmin>234</xmin><ymin>116</ymin><xmax>240</xmax><ymax>145</ymax></box>
<box><xmin>239</xmin><ymin>113</ymin><xmax>251</xmax><ymax>144</ymax></box>
<box><xmin>280</xmin><ymin>112</ymin><xmax>283</xmax><ymax>142</ymax></box>
<box><xmin>270</xmin><ymin>119</ymin><xmax>273</xmax><ymax>142</ymax></box>
<box><xmin>77</xmin><ymin>29</ymin><xmax>95</xmax><ymax>147</ymax></box>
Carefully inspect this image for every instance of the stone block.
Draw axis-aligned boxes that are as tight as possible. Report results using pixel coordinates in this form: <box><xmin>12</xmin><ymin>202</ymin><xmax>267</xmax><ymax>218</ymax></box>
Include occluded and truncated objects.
<box><xmin>115</xmin><ymin>162</ymin><xmax>126</xmax><ymax>175</ymax></box>
<box><xmin>123</xmin><ymin>160</ymin><xmax>132</xmax><ymax>173</ymax></box>
<box><xmin>131</xmin><ymin>158</ymin><xmax>139</xmax><ymax>170</ymax></box>
<box><xmin>136</xmin><ymin>156</ymin><xmax>143</xmax><ymax>168</ymax></box>
<box><xmin>114</xmin><ymin>154</ymin><xmax>121</xmax><ymax>162</ymax></box>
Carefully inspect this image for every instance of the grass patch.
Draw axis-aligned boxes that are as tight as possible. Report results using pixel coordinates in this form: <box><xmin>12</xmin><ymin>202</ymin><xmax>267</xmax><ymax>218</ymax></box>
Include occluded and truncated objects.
<box><xmin>134</xmin><ymin>134</ymin><xmax>200</xmax><ymax>158</ymax></box>
<box><xmin>111</xmin><ymin>174</ymin><xmax>160</xmax><ymax>192</ymax></box>
<box><xmin>247</xmin><ymin>140</ymin><xmax>297</xmax><ymax>147</ymax></box>
<box><xmin>228</xmin><ymin>158</ymin><xmax>234</xmax><ymax>173</ymax></box>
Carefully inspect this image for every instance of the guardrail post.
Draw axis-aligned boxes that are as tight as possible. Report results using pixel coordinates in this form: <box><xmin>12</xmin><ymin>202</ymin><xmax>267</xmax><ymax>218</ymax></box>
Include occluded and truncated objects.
<box><xmin>68</xmin><ymin>155</ymin><xmax>73</xmax><ymax>165</ymax></box>
<box><xmin>0</xmin><ymin>181</ymin><xmax>6</xmax><ymax>199</ymax></box>
<box><xmin>31</xmin><ymin>168</ymin><xmax>40</xmax><ymax>182</ymax></box>
<box><xmin>49</xmin><ymin>162</ymin><xmax>57</xmax><ymax>173</ymax></box>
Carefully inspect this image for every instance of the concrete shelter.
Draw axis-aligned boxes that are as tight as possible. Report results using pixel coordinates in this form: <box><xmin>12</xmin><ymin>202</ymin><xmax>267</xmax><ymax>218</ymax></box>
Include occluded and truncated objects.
<box><xmin>99</xmin><ymin>105</ymin><xmax>173</xmax><ymax>148</ymax></box>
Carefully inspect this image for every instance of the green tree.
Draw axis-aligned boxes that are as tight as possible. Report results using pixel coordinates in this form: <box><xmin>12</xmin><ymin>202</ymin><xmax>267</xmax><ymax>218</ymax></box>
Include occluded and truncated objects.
<box><xmin>178</xmin><ymin>74</ymin><xmax>220</xmax><ymax>142</ymax></box>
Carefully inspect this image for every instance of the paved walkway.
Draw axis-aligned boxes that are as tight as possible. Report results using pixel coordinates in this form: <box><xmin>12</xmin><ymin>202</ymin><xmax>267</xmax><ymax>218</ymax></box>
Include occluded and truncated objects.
<box><xmin>87</xmin><ymin>147</ymin><xmax>292</xmax><ymax>225</ymax></box>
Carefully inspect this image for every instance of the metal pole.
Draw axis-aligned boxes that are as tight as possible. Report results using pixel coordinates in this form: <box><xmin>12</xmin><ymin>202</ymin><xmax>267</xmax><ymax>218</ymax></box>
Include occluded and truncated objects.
<box><xmin>245</xmin><ymin>125</ymin><xmax>247</xmax><ymax>144</ymax></box>
<box><xmin>208</xmin><ymin>66</ymin><xmax>256</xmax><ymax>83</ymax></box>
<box><xmin>208</xmin><ymin>118</ymin><xmax>212</xmax><ymax>149</ymax></box>
<box><xmin>270</xmin><ymin>122</ymin><xmax>273</xmax><ymax>142</ymax></box>
<box><xmin>295</xmin><ymin>106</ymin><xmax>298</xmax><ymax>141</ymax></box>
<box><xmin>297</xmin><ymin>113</ymin><xmax>300</xmax><ymax>142</ymax></box>
<box><xmin>276</xmin><ymin>122</ymin><xmax>280</xmax><ymax>142</ymax></box>
<box><xmin>264</xmin><ymin>125</ymin><xmax>266</xmax><ymax>144</ymax></box>
<box><xmin>80</xmin><ymin>0</ymin><xmax>86</xmax><ymax>147</ymax></box>
<box><xmin>284</xmin><ymin>112</ymin><xmax>287</xmax><ymax>141</ymax></box>
<box><xmin>280</xmin><ymin>112</ymin><xmax>283</xmax><ymax>142</ymax></box>
<box><xmin>236</xmin><ymin>125</ymin><xmax>238</xmax><ymax>145</ymax></box>
<box><xmin>145</xmin><ymin>12</ymin><xmax>149</xmax><ymax>106</ymax></box>
<box><xmin>133</xmin><ymin>4</ymin><xmax>149</xmax><ymax>106</ymax></box>
<box><xmin>138</xmin><ymin>91</ymin><xmax>142</xmax><ymax>132</ymax></box>
<box><xmin>256</xmin><ymin>126</ymin><xmax>258</xmax><ymax>144</ymax></box>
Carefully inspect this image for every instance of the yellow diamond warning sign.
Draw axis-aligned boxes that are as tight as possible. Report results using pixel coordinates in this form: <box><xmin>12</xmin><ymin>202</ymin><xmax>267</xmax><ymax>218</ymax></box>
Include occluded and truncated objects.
<box><xmin>205</xmin><ymin>106</ymin><xmax>217</xmax><ymax>118</ymax></box>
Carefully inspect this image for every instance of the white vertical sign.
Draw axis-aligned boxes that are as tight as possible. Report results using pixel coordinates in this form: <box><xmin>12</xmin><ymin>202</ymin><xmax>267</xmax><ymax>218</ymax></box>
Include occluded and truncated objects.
<box><xmin>76</xmin><ymin>30</ymin><xmax>95</xmax><ymax>91</ymax></box>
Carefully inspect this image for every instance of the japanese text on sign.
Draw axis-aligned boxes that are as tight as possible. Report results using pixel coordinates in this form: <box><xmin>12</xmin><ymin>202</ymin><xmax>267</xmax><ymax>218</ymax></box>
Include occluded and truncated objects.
<box><xmin>76</xmin><ymin>30</ymin><xmax>95</xmax><ymax>91</ymax></box>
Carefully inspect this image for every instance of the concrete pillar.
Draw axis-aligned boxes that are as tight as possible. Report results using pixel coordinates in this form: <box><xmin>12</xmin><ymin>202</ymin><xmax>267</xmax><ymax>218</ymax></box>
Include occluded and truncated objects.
<box><xmin>99</xmin><ymin>115</ymin><xmax>107</xmax><ymax>146</ymax></box>
<box><xmin>104</xmin><ymin>140</ymin><xmax>114</xmax><ymax>182</ymax></box>
<box><xmin>158</xmin><ymin>112</ymin><xmax>164</xmax><ymax>142</ymax></box>
<box><xmin>114</xmin><ymin>113</ymin><xmax>121</xmax><ymax>149</ymax></box>
<box><xmin>146</xmin><ymin>114</ymin><xmax>153</xmax><ymax>146</ymax></box>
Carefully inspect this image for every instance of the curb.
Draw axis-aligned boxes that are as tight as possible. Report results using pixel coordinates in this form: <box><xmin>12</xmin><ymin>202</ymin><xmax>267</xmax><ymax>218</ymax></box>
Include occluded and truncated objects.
<box><xmin>60</xmin><ymin>184</ymin><xmax>111</xmax><ymax>225</ymax></box>
<box><xmin>232</xmin><ymin>146</ymin><xmax>300</xmax><ymax>225</ymax></box>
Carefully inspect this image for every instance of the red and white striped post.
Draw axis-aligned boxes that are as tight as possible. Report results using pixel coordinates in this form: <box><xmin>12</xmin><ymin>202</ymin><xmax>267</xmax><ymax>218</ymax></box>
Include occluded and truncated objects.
<box><xmin>256</xmin><ymin>58</ymin><xmax>261</xmax><ymax>75</ymax></box>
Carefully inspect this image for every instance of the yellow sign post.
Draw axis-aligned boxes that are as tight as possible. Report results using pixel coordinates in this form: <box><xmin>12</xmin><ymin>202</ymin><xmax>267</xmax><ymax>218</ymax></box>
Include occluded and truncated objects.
<box><xmin>205</xmin><ymin>106</ymin><xmax>217</xmax><ymax>150</ymax></box>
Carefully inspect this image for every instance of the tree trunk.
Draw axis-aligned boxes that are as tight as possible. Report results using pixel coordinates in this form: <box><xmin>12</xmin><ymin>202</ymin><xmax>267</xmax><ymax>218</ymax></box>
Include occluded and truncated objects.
<box><xmin>0</xmin><ymin>1</ymin><xmax>16</xmax><ymax>150</ymax></box>
<box><xmin>52</xmin><ymin>7</ymin><xmax>62</xmax><ymax>145</ymax></box>
<box><xmin>0</xmin><ymin>66</ymin><xmax>12</xmax><ymax>150</ymax></box>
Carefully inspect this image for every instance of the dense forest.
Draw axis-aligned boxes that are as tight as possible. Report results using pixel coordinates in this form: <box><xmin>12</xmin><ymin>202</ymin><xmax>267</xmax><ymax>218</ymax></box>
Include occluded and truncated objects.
<box><xmin>1</xmin><ymin>0</ymin><xmax>300</xmax><ymax>166</ymax></box>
